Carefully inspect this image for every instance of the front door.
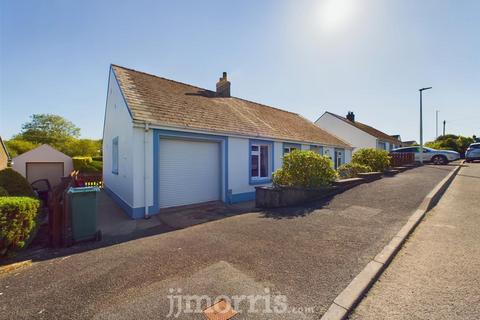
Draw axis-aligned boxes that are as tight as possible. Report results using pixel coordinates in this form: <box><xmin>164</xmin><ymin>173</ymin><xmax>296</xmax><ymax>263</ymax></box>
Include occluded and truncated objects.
<box><xmin>334</xmin><ymin>149</ymin><xmax>344</xmax><ymax>169</ymax></box>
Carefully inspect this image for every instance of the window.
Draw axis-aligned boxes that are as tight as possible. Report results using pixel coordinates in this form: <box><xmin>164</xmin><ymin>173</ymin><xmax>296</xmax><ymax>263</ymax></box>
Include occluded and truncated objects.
<box><xmin>283</xmin><ymin>143</ymin><xmax>300</xmax><ymax>155</ymax></box>
<box><xmin>310</xmin><ymin>145</ymin><xmax>323</xmax><ymax>154</ymax></box>
<box><xmin>250</xmin><ymin>142</ymin><xmax>270</xmax><ymax>181</ymax></box>
<box><xmin>112</xmin><ymin>137</ymin><xmax>119</xmax><ymax>174</ymax></box>
<box><xmin>377</xmin><ymin>141</ymin><xmax>387</xmax><ymax>150</ymax></box>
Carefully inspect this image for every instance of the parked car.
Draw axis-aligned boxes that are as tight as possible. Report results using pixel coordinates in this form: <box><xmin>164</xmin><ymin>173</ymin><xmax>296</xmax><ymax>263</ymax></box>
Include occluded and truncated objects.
<box><xmin>391</xmin><ymin>146</ymin><xmax>460</xmax><ymax>165</ymax></box>
<box><xmin>465</xmin><ymin>143</ymin><xmax>480</xmax><ymax>162</ymax></box>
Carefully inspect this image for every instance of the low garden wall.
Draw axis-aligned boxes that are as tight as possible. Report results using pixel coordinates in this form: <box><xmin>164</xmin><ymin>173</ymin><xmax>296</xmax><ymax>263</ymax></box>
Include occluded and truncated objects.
<box><xmin>256</xmin><ymin>177</ymin><xmax>366</xmax><ymax>209</ymax></box>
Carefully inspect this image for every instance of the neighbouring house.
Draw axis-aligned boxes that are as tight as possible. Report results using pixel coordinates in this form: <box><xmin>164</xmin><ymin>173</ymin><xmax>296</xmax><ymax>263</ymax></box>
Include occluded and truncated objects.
<box><xmin>0</xmin><ymin>136</ymin><xmax>10</xmax><ymax>170</ymax></box>
<box><xmin>12</xmin><ymin>144</ymin><xmax>73</xmax><ymax>187</ymax></box>
<box><xmin>400</xmin><ymin>140</ymin><xmax>418</xmax><ymax>147</ymax></box>
<box><xmin>103</xmin><ymin>65</ymin><xmax>352</xmax><ymax>219</ymax></box>
<box><xmin>315</xmin><ymin>111</ymin><xmax>401</xmax><ymax>152</ymax></box>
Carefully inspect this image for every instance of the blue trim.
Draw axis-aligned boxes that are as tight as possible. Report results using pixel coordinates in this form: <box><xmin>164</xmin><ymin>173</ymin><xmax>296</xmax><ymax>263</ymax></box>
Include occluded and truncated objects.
<box><xmin>283</xmin><ymin>142</ymin><xmax>301</xmax><ymax>155</ymax></box>
<box><xmin>111</xmin><ymin>65</ymin><xmax>134</xmax><ymax>119</ymax></box>
<box><xmin>249</xmin><ymin>139</ymin><xmax>274</xmax><ymax>185</ymax></box>
<box><xmin>104</xmin><ymin>186</ymin><xmax>156</xmax><ymax>219</ymax></box>
<box><xmin>152</xmin><ymin>129</ymin><xmax>228</xmax><ymax>213</ymax></box>
<box><xmin>230</xmin><ymin>191</ymin><xmax>256</xmax><ymax>203</ymax></box>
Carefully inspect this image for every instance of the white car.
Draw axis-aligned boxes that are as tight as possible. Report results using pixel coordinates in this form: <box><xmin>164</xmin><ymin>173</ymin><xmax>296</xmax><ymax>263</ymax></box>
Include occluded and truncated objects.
<box><xmin>391</xmin><ymin>146</ymin><xmax>460</xmax><ymax>165</ymax></box>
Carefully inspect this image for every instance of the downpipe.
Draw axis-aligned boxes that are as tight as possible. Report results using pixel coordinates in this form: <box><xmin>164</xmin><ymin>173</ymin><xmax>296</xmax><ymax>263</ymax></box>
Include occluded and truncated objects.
<box><xmin>144</xmin><ymin>121</ymin><xmax>150</xmax><ymax>219</ymax></box>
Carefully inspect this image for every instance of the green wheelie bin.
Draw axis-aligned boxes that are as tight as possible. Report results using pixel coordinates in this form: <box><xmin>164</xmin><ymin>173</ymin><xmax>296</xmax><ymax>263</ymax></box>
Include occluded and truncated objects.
<box><xmin>67</xmin><ymin>186</ymin><xmax>101</xmax><ymax>242</ymax></box>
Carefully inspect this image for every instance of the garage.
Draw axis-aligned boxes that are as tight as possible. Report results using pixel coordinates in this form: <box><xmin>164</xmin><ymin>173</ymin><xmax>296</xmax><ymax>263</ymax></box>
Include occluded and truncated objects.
<box><xmin>26</xmin><ymin>162</ymin><xmax>64</xmax><ymax>187</ymax></box>
<box><xmin>12</xmin><ymin>144</ymin><xmax>73</xmax><ymax>188</ymax></box>
<box><xmin>158</xmin><ymin>138</ymin><xmax>221</xmax><ymax>208</ymax></box>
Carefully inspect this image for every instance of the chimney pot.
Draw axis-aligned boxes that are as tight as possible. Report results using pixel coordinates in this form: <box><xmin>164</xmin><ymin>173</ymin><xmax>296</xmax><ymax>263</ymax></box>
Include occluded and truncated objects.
<box><xmin>346</xmin><ymin>111</ymin><xmax>355</xmax><ymax>122</ymax></box>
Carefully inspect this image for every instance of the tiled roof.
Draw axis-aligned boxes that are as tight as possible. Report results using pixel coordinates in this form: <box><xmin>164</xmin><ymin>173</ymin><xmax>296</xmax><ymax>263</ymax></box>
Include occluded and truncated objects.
<box><xmin>0</xmin><ymin>136</ymin><xmax>10</xmax><ymax>160</ymax></box>
<box><xmin>111</xmin><ymin>65</ymin><xmax>351</xmax><ymax>148</ymax></box>
<box><xmin>325</xmin><ymin>112</ymin><xmax>401</xmax><ymax>145</ymax></box>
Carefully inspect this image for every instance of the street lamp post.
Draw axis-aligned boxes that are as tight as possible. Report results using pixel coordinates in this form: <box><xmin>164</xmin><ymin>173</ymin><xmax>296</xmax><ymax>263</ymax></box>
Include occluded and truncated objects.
<box><xmin>419</xmin><ymin>87</ymin><xmax>432</xmax><ymax>164</ymax></box>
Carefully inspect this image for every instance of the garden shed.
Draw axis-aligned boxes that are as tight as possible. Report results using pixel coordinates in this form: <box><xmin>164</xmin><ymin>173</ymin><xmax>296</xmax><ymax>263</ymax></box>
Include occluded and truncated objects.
<box><xmin>12</xmin><ymin>144</ymin><xmax>73</xmax><ymax>187</ymax></box>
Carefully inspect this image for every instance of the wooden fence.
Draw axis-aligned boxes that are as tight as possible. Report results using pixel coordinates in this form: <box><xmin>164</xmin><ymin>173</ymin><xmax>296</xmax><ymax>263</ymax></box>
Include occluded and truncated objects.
<box><xmin>389</xmin><ymin>152</ymin><xmax>415</xmax><ymax>167</ymax></box>
<box><xmin>47</xmin><ymin>171</ymin><xmax>103</xmax><ymax>247</ymax></box>
<box><xmin>48</xmin><ymin>175</ymin><xmax>73</xmax><ymax>247</ymax></box>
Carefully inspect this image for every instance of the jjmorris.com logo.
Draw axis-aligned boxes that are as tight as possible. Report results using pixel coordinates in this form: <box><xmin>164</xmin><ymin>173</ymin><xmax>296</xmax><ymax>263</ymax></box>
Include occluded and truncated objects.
<box><xmin>166</xmin><ymin>287</ymin><xmax>315</xmax><ymax>318</ymax></box>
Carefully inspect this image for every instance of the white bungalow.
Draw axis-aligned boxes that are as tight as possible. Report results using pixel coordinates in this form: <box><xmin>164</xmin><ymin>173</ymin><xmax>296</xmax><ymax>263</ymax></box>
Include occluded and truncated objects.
<box><xmin>315</xmin><ymin>111</ymin><xmax>401</xmax><ymax>152</ymax></box>
<box><xmin>103</xmin><ymin>65</ymin><xmax>352</xmax><ymax>219</ymax></box>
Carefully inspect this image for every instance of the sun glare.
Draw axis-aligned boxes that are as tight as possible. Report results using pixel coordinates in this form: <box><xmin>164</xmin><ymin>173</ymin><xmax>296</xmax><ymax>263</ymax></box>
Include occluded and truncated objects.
<box><xmin>319</xmin><ymin>0</ymin><xmax>355</xmax><ymax>31</ymax></box>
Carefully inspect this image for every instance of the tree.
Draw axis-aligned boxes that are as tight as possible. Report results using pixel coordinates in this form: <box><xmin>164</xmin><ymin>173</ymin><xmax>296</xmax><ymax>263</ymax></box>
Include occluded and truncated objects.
<box><xmin>17</xmin><ymin>114</ymin><xmax>80</xmax><ymax>147</ymax></box>
<box><xmin>4</xmin><ymin>139</ymin><xmax>38</xmax><ymax>158</ymax></box>
<box><xmin>425</xmin><ymin>134</ymin><xmax>474</xmax><ymax>155</ymax></box>
<box><xmin>61</xmin><ymin>139</ymin><xmax>102</xmax><ymax>157</ymax></box>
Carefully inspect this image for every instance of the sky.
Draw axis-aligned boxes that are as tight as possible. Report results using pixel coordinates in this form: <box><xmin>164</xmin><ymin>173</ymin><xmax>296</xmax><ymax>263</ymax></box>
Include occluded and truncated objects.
<box><xmin>1</xmin><ymin>0</ymin><xmax>479</xmax><ymax>142</ymax></box>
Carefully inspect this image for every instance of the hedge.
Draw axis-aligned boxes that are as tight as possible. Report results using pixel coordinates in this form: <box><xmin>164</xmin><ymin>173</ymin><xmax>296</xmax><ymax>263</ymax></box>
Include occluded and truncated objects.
<box><xmin>0</xmin><ymin>168</ymin><xmax>36</xmax><ymax>197</ymax></box>
<box><xmin>0</xmin><ymin>197</ymin><xmax>40</xmax><ymax>254</ymax></box>
<box><xmin>0</xmin><ymin>186</ymin><xmax>8</xmax><ymax>196</ymax></box>
<box><xmin>73</xmin><ymin>156</ymin><xmax>102</xmax><ymax>173</ymax></box>
<box><xmin>273</xmin><ymin>150</ymin><xmax>338</xmax><ymax>188</ymax></box>
<box><xmin>351</xmin><ymin>148</ymin><xmax>391</xmax><ymax>172</ymax></box>
<box><xmin>72</xmin><ymin>156</ymin><xmax>93</xmax><ymax>170</ymax></box>
<box><xmin>337</xmin><ymin>163</ymin><xmax>372</xmax><ymax>179</ymax></box>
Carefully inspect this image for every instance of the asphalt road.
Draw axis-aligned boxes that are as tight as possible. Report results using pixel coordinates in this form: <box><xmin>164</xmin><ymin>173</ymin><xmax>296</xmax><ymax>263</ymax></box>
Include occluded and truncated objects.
<box><xmin>350</xmin><ymin>162</ymin><xmax>480</xmax><ymax>320</ymax></box>
<box><xmin>0</xmin><ymin>165</ymin><xmax>454</xmax><ymax>319</ymax></box>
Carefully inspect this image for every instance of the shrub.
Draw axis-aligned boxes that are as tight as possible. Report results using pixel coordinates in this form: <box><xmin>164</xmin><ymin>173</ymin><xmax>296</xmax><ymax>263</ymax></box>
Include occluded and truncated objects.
<box><xmin>0</xmin><ymin>168</ymin><xmax>36</xmax><ymax>197</ymax></box>
<box><xmin>0</xmin><ymin>197</ymin><xmax>40</xmax><ymax>254</ymax></box>
<box><xmin>73</xmin><ymin>156</ymin><xmax>102</xmax><ymax>173</ymax></box>
<box><xmin>273</xmin><ymin>150</ymin><xmax>338</xmax><ymax>188</ymax></box>
<box><xmin>351</xmin><ymin>148</ymin><xmax>391</xmax><ymax>172</ymax></box>
<box><xmin>72</xmin><ymin>156</ymin><xmax>93</xmax><ymax>170</ymax></box>
<box><xmin>92</xmin><ymin>156</ymin><xmax>103</xmax><ymax>162</ymax></box>
<box><xmin>337</xmin><ymin>163</ymin><xmax>372</xmax><ymax>179</ymax></box>
<box><xmin>0</xmin><ymin>186</ymin><xmax>8</xmax><ymax>197</ymax></box>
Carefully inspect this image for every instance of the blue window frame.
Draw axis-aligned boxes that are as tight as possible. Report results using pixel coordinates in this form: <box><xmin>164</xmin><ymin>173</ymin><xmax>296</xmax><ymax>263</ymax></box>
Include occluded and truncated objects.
<box><xmin>112</xmin><ymin>136</ymin><xmax>119</xmax><ymax>175</ymax></box>
<box><xmin>249</xmin><ymin>139</ymin><xmax>274</xmax><ymax>185</ymax></box>
<box><xmin>310</xmin><ymin>145</ymin><xmax>323</xmax><ymax>155</ymax></box>
<box><xmin>283</xmin><ymin>142</ymin><xmax>301</xmax><ymax>155</ymax></box>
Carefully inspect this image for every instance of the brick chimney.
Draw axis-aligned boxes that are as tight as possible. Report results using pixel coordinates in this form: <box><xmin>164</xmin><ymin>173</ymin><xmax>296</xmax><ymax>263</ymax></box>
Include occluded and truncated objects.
<box><xmin>346</xmin><ymin>111</ymin><xmax>355</xmax><ymax>122</ymax></box>
<box><xmin>216</xmin><ymin>72</ymin><xmax>230</xmax><ymax>97</ymax></box>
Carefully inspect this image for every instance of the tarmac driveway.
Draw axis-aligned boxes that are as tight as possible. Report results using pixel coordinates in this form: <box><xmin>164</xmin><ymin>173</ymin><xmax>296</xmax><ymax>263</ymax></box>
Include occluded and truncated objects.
<box><xmin>0</xmin><ymin>165</ymin><xmax>455</xmax><ymax>319</ymax></box>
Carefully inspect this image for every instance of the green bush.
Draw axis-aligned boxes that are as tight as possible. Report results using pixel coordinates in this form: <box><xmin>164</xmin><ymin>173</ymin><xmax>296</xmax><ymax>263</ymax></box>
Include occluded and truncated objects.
<box><xmin>92</xmin><ymin>156</ymin><xmax>103</xmax><ymax>162</ymax></box>
<box><xmin>73</xmin><ymin>156</ymin><xmax>102</xmax><ymax>173</ymax></box>
<box><xmin>0</xmin><ymin>186</ymin><xmax>8</xmax><ymax>197</ymax></box>
<box><xmin>0</xmin><ymin>168</ymin><xmax>36</xmax><ymax>197</ymax></box>
<box><xmin>351</xmin><ymin>148</ymin><xmax>391</xmax><ymax>172</ymax></box>
<box><xmin>0</xmin><ymin>197</ymin><xmax>40</xmax><ymax>254</ymax></box>
<box><xmin>273</xmin><ymin>150</ymin><xmax>338</xmax><ymax>188</ymax></box>
<box><xmin>337</xmin><ymin>163</ymin><xmax>372</xmax><ymax>179</ymax></box>
<box><xmin>72</xmin><ymin>156</ymin><xmax>93</xmax><ymax>170</ymax></box>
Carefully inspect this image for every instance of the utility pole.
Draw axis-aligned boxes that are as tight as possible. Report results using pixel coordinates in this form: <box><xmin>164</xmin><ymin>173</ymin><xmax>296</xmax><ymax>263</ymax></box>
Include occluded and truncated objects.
<box><xmin>436</xmin><ymin>110</ymin><xmax>439</xmax><ymax>138</ymax></box>
<box><xmin>419</xmin><ymin>87</ymin><xmax>432</xmax><ymax>164</ymax></box>
<box><xmin>443</xmin><ymin>120</ymin><xmax>446</xmax><ymax>136</ymax></box>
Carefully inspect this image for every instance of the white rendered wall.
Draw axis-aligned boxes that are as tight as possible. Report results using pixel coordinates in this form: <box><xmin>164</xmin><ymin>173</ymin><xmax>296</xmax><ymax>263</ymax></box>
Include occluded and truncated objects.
<box><xmin>227</xmin><ymin>137</ymin><xmax>283</xmax><ymax>196</ymax></box>
<box><xmin>132</xmin><ymin>128</ymin><xmax>153</xmax><ymax>208</ymax></box>
<box><xmin>103</xmin><ymin>68</ymin><xmax>135</xmax><ymax>208</ymax></box>
<box><xmin>315</xmin><ymin>113</ymin><xmax>376</xmax><ymax>152</ymax></box>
